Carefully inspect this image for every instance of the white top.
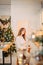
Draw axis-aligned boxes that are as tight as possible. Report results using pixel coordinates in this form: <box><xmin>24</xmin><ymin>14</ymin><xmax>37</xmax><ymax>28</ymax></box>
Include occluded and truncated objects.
<box><xmin>15</xmin><ymin>36</ymin><xmax>27</xmax><ymax>50</ymax></box>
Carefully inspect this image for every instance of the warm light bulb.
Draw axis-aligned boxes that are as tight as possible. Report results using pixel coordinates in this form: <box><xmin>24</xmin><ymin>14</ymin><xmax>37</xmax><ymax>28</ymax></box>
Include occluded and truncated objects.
<box><xmin>19</xmin><ymin>54</ymin><xmax>23</xmax><ymax>58</ymax></box>
<box><xmin>32</xmin><ymin>34</ymin><xmax>35</xmax><ymax>39</ymax></box>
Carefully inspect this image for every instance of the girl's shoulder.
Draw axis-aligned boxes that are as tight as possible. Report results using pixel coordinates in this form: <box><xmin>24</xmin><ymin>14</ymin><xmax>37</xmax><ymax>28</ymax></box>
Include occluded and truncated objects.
<box><xmin>16</xmin><ymin>36</ymin><xmax>24</xmax><ymax>41</ymax></box>
<box><xmin>15</xmin><ymin>36</ymin><xmax>21</xmax><ymax>42</ymax></box>
<box><xmin>16</xmin><ymin>36</ymin><xmax>22</xmax><ymax>40</ymax></box>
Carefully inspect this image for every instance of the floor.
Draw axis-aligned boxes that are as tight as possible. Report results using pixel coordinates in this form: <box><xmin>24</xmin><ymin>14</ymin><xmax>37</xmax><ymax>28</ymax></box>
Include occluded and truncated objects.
<box><xmin>0</xmin><ymin>52</ymin><xmax>43</xmax><ymax>65</ymax></box>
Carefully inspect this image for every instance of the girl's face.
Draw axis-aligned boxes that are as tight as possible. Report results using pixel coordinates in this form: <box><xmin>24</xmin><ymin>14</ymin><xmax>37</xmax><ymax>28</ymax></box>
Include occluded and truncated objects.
<box><xmin>21</xmin><ymin>29</ymin><xmax>26</xmax><ymax>35</ymax></box>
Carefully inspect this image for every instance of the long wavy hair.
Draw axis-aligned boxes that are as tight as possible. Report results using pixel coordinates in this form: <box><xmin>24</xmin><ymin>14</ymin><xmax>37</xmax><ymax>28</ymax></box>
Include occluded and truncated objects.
<box><xmin>17</xmin><ymin>28</ymin><xmax>26</xmax><ymax>40</ymax></box>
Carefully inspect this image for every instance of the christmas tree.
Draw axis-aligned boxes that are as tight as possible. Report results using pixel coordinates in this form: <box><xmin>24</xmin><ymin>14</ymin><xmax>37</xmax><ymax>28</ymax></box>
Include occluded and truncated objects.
<box><xmin>0</xmin><ymin>16</ymin><xmax>16</xmax><ymax>52</ymax></box>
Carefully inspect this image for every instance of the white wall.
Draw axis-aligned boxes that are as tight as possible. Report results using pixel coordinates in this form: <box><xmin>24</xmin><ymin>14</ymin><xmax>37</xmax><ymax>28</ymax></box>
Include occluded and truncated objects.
<box><xmin>0</xmin><ymin>5</ymin><xmax>11</xmax><ymax>15</ymax></box>
<box><xmin>42</xmin><ymin>9</ymin><xmax>43</xmax><ymax>23</ymax></box>
<box><xmin>0</xmin><ymin>0</ymin><xmax>41</xmax><ymax>37</ymax></box>
<box><xmin>11</xmin><ymin>0</ymin><xmax>41</xmax><ymax>37</ymax></box>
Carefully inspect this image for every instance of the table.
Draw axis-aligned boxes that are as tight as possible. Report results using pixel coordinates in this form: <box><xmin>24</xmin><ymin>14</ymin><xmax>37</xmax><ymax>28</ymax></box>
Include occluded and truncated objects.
<box><xmin>0</xmin><ymin>42</ymin><xmax>12</xmax><ymax>65</ymax></box>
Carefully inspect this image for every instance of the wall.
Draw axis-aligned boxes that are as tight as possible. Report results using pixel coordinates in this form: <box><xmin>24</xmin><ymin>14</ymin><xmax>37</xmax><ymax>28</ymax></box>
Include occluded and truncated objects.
<box><xmin>0</xmin><ymin>0</ymin><xmax>41</xmax><ymax>37</ymax></box>
<box><xmin>11</xmin><ymin>0</ymin><xmax>41</xmax><ymax>37</ymax></box>
<box><xmin>0</xmin><ymin>5</ymin><xmax>11</xmax><ymax>15</ymax></box>
<box><xmin>42</xmin><ymin>9</ymin><xmax>43</xmax><ymax>23</ymax></box>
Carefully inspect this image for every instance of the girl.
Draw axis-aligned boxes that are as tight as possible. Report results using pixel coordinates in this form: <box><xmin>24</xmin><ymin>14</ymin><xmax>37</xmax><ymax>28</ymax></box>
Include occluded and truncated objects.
<box><xmin>15</xmin><ymin>28</ymin><xmax>26</xmax><ymax>51</ymax></box>
<box><xmin>15</xmin><ymin>28</ymin><xmax>30</xmax><ymax>65</ymax></box>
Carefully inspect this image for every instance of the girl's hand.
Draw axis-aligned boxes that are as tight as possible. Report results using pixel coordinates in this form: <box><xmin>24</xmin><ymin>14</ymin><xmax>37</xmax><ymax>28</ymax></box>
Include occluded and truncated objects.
<box><xmin>28</xmin><ymin>45</ymin><xmax>31</xmax><ymax>53</ymax></box>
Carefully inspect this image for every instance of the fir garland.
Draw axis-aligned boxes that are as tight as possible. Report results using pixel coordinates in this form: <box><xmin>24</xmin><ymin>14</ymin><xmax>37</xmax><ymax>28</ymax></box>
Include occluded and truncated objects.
<box><xmin>0</xmin><ymin>16</ymin><xmax>16</xmax><ymax>53</ymax></box>
<box><xmin>0</xmin><ymin>16</ymin><xmax>11</xmax><ymax>25</ymax></box>
<box><xmin>35</xmin><ymin>35</ymin><xmax>43</xmax><ymax>43</ymax></box>
<box><xmin>0</xmin><ymin>17</ymin><xmax>14</xmax><ymax>42</ymax></box>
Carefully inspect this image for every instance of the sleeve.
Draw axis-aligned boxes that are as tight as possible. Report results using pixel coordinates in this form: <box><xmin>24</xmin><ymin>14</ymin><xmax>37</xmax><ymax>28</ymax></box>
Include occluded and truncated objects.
<box><xmin>15</xmin><ymin>37</ymin><xmax>21</xmax><ymax>50</ymax></box>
